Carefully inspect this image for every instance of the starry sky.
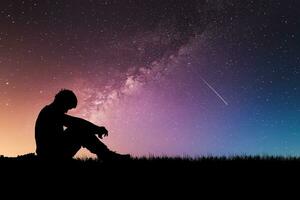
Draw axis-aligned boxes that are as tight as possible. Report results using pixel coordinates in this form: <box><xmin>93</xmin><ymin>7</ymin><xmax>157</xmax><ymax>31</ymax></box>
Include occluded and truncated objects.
<box><xmin>0</xmin><ymin>0</ymin><xmax>299</xmax><ymax>157</ymax></box>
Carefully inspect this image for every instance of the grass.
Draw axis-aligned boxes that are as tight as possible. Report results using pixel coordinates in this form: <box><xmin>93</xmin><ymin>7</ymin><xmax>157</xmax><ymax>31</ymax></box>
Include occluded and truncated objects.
<box><xmin>0</xmin><ymin>155</ymin><xmax>295</xmax><ymax>196</ymax></box>
<box><xmin>2</xmin><ymin>153</ymin><xmax>300</xmax><ymax>162</ymax></box>
<box><xmin>2</xmin><ymin>153</ymin><xmax>300</xmax><ymax>168</ymax></box>
<box><xmin>1</xmin><ymin>153</ymin><xmax>299</xmax><ymax>186</ymax></box>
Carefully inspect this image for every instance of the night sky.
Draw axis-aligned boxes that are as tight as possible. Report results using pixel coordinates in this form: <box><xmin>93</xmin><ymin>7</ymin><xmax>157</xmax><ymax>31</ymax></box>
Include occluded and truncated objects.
<box><xmin>0</xmin><ymin>0</ymin><xmax>299</xmax><ymax>157</ymax></box>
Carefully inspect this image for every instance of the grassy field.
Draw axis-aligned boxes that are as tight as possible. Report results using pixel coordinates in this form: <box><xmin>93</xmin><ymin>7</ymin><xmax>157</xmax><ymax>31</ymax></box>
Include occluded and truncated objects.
<box><xmin>2</xmin><ymin>153</ymin><xmax>300</xmax><ymax>163</ymax></box>
<box><xmin>2</xmin><ymin>153</ymin><xmax>300</xmax><ymax>170</ymax></box>
<box><xmin>0</xmin><ymin>153</ymin><xmax>298</xmax><ymax>191</ymax></box>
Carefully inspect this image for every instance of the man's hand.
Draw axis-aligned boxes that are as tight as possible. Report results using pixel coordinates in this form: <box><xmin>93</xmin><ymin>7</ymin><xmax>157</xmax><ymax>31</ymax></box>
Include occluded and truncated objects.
<box><xmin>96</xmin><ymin>126</ymin><xmax>108</xmax><ymax>139</ymax></box>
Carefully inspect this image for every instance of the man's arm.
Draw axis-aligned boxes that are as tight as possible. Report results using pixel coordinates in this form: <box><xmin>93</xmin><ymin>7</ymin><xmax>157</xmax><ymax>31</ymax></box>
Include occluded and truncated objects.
<box><xmin>63</xmin><ymin>114</ymin><xmax>108</xmax><ymax>138</ymax></box>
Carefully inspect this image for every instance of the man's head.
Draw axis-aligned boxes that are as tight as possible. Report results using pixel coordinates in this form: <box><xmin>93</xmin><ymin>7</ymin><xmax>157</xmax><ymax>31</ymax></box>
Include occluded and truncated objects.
<box><xmin>53</xmin><ymin>89</ymin><xmax>77</xmax><ymax>113</ymax></box>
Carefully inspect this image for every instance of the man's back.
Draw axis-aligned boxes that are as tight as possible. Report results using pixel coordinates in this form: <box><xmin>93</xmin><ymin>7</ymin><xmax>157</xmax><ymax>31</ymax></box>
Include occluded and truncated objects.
<box><xmin>35</xmin><ymin>104</ymin><xmax>65</xmax><ymax>157</ymax></box>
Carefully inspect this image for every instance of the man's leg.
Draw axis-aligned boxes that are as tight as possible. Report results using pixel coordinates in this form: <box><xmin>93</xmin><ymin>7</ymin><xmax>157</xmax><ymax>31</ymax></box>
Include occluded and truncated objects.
<box><xmin>60</xmin><ymin>129</ymin><xmax>82</xmax><ymax>159</ymax></box>
<box><xmin>64</xmin><ymin>127</ymin><xmax>110</xmax><ymax>158</ymax></box>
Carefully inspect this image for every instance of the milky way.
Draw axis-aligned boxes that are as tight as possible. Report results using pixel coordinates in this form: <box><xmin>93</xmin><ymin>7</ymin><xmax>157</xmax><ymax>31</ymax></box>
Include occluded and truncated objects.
<box><xmin>0</xmin><ymin>0</ymin><xmax>299</xmax><ymax>157</ymax></box>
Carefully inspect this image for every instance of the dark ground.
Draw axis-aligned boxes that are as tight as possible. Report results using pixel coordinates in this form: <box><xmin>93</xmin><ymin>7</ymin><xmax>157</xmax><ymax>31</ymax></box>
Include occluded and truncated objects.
<box><xmin>1</xmin><ymin>153</ymin><xmax>300</xmax><ymax>175</ymax></box>
<box><xmin>0</xmin><ymin>154</ymin><xmax>298</xmax><ymax>195</ymax></box>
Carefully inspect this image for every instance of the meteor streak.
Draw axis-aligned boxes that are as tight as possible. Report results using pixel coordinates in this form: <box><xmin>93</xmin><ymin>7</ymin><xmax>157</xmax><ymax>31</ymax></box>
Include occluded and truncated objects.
<box><xmin>200</xmin><ymin>76</ymin><xmax>229</xmax><ymax>106</ymax></box>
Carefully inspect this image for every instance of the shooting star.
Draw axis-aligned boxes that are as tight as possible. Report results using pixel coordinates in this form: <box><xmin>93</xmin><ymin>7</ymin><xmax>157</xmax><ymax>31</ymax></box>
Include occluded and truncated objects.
<box><xmin>200</xmin><ymin>76</ymin><xmax>229</xmax><ymax>106</ymax></box>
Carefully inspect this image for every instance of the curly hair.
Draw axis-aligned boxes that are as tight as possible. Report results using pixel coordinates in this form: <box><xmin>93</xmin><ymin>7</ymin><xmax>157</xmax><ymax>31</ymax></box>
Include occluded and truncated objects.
<box><xmin>54</xmin><ymin>89</ymin><xmax>78</xmax><ymax>108</ymax></box>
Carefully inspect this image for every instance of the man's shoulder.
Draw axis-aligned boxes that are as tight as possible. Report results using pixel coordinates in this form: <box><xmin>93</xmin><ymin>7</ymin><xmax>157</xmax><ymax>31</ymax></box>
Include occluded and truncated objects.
<box><xmin>40</xmin><ymin>105</ymin><xmax>51</xmax><ymax>113</ymax></box>
<box><xmin>38</xmin><ymin>105</ymin><xmax>56</xmax><ymax>117</ymax></box>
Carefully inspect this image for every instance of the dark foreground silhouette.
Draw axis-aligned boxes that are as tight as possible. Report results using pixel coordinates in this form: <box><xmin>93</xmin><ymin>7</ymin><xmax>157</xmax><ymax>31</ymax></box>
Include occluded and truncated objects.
<box><xmin>35</xmin><ymin>89</ymin><xmax>130</xmax><ymax>161</ymax></box>
<box><xmin>2</xmin><ymin>153</ymin><xmax>300</xmax><ymax>171</ymax></box>
<box><xmin>0</xmin><ymin>154</ymin><xmax>298</xmax><ymax>192</ymax></box>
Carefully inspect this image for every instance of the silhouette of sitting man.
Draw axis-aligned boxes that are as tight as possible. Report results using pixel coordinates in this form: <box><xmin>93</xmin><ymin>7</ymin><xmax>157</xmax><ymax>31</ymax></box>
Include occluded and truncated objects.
<box><xmin>35</xmin><ymin>89</ymin><xmax>130</xmax><ymax>161</ymax></box>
